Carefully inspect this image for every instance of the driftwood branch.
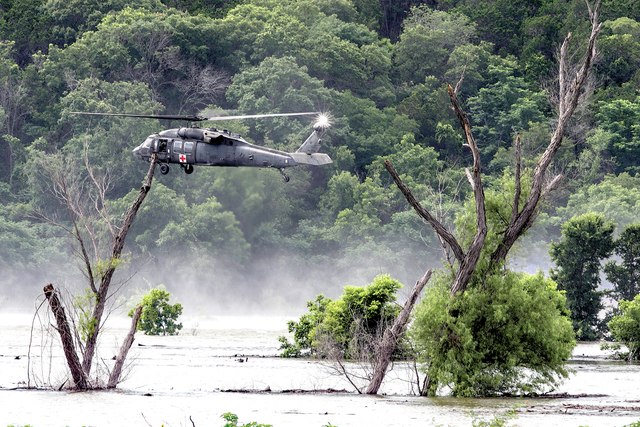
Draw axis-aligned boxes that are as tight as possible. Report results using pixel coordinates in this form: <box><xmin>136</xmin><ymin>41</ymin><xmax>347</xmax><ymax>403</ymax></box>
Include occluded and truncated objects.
<box><xmin>365</xmin><ymin>270</ymin><xmax>432</xmax><ymax>394</ymax></box>
<box><xmin>107</xmin><ymin>305</ymin><xmax>142</xmax><ymax>388</ymax></box>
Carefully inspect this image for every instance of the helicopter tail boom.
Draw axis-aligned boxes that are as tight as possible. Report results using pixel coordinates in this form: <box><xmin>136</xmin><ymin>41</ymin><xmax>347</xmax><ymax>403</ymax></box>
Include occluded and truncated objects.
<box><xmin>290</xmin><ymin>153</ymin><xmax>332</xmax><ymax>165</ymax></box>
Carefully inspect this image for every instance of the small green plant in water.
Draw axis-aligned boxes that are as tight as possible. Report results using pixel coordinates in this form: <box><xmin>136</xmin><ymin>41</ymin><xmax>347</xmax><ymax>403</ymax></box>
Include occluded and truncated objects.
<box><xmin>129</xmin><ymin>288</ymin><xmax>183</xmax><ymax>336</ymax></box>
<box><xmin>469</xmin><ymin>406</ymin><xmax>519</xmax><ymax>427</ymax></box>
<box><xmin>221</xmin><ymin>412</ymin><xmax>272</xmax><ymax>427</ymax></box>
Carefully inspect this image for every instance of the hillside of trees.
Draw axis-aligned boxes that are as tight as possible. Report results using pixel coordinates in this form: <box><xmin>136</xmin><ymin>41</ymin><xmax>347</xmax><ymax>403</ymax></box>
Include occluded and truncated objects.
<box><xmin>1</xmin><ymin>0</ymin><xmax>639</xmax><ymax>315</ymax></box>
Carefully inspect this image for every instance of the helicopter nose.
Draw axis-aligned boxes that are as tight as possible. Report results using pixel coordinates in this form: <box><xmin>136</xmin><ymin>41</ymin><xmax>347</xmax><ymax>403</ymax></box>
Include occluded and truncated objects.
<box><xmin>132</xmin><ymin>145</ymin><xmax>143</xmax><ymax>160</ymax></box>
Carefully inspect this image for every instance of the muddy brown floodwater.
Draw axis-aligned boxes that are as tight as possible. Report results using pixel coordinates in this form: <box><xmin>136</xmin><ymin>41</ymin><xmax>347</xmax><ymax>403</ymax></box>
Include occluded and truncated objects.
<box><xmin>1</xmin><ymin>314</ymin><xmax>639</xmax><ymax>427</ymax></box>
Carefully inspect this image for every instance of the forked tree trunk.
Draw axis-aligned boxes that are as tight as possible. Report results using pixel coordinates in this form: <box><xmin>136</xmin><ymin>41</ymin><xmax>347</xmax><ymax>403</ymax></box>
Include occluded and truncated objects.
<box><xmin>82</xmin><ymin>154</ymin><xmax>157</xmax><ymax>375</ymax></box>
<box><xmin>365</xmin><ymin>270</ymin><xmax>432</xmax><ymax>395</ymax></box>
<box><xmin>385</xmin><ymin>0</ymin><xmax>602</xmax><ymax>298</ymax></box>
<box><xmin>43</xmin><ymin>284</ymin><xmax>89</xmax><ymax>390</ymax></box>
<box><xmin>107</xmin><ymin>305</ymin><xmax>142</xmax><ymax>388</ymax></box>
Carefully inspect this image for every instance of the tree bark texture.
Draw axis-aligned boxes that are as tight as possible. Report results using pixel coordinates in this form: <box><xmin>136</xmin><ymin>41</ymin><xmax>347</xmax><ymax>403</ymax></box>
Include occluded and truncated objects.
<box><xmin>82</xmin><ymin>154</ymin><xmax>157</xmax><ymax>374</ymax></box>
<box><xmin>446</xmin><ymin>85</ymin><xmax>487</xmax><ymax>296</ymax></box>
<box><xmin>43</xmin><ymin>284</ymin><xmax>89</xmax><ymax>390</ymax></box>
<box><xmin>365</xmin><ymin>269</ymin><xmax>432</xmax><ymax>395</ymax></box>
<box><xmin>107</xmin><ymin>305</ymin><xmax>142</xmax><ymax>388</ymax></box>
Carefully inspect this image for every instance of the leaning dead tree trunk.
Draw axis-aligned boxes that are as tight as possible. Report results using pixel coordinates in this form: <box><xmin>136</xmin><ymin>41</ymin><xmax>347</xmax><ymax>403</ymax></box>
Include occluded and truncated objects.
<box><xmin>385</xmin><ymin>0</ymin><xmax>602</xmax><ymax>297</ymax></box>
<box><xmin>82</xmin><ymin>153</ymin><xmax>158</xmax><ymax>375</ymax></box>
<box><xmin>43</xmin><ymin>284</ymin><xmax>88</xmax><ymax>390</ymax></box>
<box><xmin>365</xmin><ymin>270</ymin><xmax>432</xmax><ymax>395</ymax></box>
<box><xmin>107</xmin><ymin>305</ymin><xmax>142</xmax><ymax>388</ymax></box>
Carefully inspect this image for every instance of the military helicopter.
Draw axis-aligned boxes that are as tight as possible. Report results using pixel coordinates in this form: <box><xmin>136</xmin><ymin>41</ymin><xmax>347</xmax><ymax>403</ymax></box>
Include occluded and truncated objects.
<box><xmin>71</xmin><ymin>111</ymin><xmax>332</xmax><ymax>182</ymax></box>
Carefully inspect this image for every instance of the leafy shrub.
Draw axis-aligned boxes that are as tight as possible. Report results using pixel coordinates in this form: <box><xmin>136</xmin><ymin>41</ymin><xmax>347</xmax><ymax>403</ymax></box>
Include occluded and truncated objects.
<box><xmin>129</xmin><ymin>288</ymin><xmax>183</xmax><ymax>336</ymax></box>
<box><xmin>608</xmin><ymin>294</ymin><xmax>640</xmax><ymax>360</ymax></box>
<box><xmin>412</xmin><ymin>270</ymin><xmax>576</xmax><ymax>397</ymax></box>
<box><xmin>279</xmin><ymin>274</ymin><xmax>402</xmax><ymax>358</ymax></box>
<box><xmin>221</xmin><ymin>412</ymin><xmax>272</xmax><ymax>427</ymax></box>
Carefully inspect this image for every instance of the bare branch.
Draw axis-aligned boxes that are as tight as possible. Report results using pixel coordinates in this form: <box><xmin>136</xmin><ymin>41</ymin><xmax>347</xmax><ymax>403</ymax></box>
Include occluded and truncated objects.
<box><xmin>446</xmin><ymin>85</ymin><xmax>487</xmax><ymax>296</ymax></box>
<box><xmin>366</xmin><ymin>270</ymin><xmax>432</xmax><ymax>394</ymax></box>
<box><xmin>490</xmin><ymin>0</ymin><xmax>602</xmax><ymax>268</ymax></box>
<box><xmin>384</xmin><ymin>160</ymin><xmax>465</xmax><ymax>264</ymax></box>
<box><xmin>512</xmin><ymin>134</ymin><xmax>522</xmax><ymax>221</ymax></box>
<box><xmin>464</xmin><ymin>168</ymin><xmax>474</xmax><ymax>190</ymax></box>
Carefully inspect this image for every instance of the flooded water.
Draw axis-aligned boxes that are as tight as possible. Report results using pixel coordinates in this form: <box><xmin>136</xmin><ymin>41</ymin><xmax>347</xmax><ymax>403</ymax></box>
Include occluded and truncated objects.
<box><xmin>1</xmin><ymin>313</ymin><xmax>639</xmax><ymax>427</ymax></box>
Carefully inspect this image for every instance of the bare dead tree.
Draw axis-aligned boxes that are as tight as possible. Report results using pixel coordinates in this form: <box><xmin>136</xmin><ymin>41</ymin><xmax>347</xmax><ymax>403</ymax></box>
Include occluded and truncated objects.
<box><xmin>30</xmin><ymin>148</ymin><xmax>158</xmax><ymax>388</ymax></box>
<box><xmin>81</xmin><ymin>153</ymin><xmax>158</xmax><ymax>375</ymax></box>
<box><xmin>0</xmin><ymin>76</ymin><xmax>31</xmax><ymax>137</ymax></box>
<box><xmin>122</xmin><ymin>29</ymin><xmax>180</xmax><ymax>103</ymax></box>
<box><xmin>385</xmin><ymin>0</ymin><xmax>603</xmax><ymax>297</ymax></box>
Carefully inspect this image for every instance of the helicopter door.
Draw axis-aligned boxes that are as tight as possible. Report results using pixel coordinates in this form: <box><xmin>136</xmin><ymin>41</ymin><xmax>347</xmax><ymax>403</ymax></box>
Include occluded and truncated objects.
<box><xmin>172</xmin><ymin>141</ymin><xmax>187</xmax><ymax>164</ymax></box>
<box><xmin>157</xmin><ymin>138</ymin><xmax>169</xmax><ymax>161</ymax></box>
<box><xmin>183</xmin><ymin>141</ymin><xmax>195</xmax><ymax>163</ymax></box>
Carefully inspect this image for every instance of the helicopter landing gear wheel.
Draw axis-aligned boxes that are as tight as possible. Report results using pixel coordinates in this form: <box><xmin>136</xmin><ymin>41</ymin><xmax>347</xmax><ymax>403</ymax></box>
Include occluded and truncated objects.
<box><xmin>184</xmin><ymin>164</ymin><xmax>194</xmax><ymax>175</ymax></box>
<box><xmin>160</xmin><ymin>164</ymin><xmax>170</xmax><ymax>175</ymax></box>
<box><xmin>279</xmin><ymin>168</ymin><xmax>290</xmax><ymax>183</ymax></box>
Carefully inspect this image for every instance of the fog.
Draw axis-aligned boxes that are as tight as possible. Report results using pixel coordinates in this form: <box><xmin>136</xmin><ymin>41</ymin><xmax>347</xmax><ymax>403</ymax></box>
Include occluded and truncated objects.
<box><xmin>0</xmin><ymin>228</ymin><xmax>566</xmax><ymax>321</ymax></box>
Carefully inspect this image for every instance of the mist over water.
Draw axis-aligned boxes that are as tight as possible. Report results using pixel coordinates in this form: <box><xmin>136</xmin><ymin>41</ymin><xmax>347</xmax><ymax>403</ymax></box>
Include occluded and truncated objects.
<box><xmin>0</xmin><ymin>234</ymin><xmax>445</xmax><ymax>318</ymax></box>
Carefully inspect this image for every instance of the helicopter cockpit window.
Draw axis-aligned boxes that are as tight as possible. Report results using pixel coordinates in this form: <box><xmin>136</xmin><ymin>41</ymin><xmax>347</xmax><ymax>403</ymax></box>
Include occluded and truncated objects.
<box><xmin>158</xmin><ymin>139</ymin><xmax>168</xmax><ymax>152</ymax></box>
<box><xmin>173</xmin><ymin>141</ymin><xmax>183</xmax><ymax>153</ymax></box>
<box><xmin>184</xmin><ymin>141</ymin><xmax>194</xmax><ymax>154</ymax></box>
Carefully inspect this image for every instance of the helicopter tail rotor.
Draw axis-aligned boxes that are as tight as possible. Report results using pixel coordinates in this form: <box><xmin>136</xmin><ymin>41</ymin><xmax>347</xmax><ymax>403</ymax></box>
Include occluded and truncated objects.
<box><xmin>296</xmin><ymin>114</ymin><xmax>331</xmax><ymax>155</ymax></box>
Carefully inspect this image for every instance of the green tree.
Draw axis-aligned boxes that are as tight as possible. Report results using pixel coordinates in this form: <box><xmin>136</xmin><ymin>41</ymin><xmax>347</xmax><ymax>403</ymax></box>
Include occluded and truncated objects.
<box><xmin>130</xmin><ymin>288</ymin><xmax>183</xmax><ymax>335</ymax></box>
<box><xmin>605</xmin><ymin>223</ymin><xmax>640</xmax><ymax>302</ymax></box>
<box><xmin>42</xmin><ymin>0</ymin><xmax>167</xmax><ymax>46</ymax></box>
<box><xmin>225</xmin><ymin>56</ymin><xmax>337</xmax><ymax>144</ymax></box>
<box><xmin>278</xmin><ymin>294</ymin><xmax>331</xmax><ymax>357</ymax></box>
<box><xmin>549</xmin><ymin>213</ymin><xmax>615</xmax><ymax>340</ymax></box>
<box><xmin>334</xmin><ymin>91</ymin><xmax>418</xmax><ymax>171</ymax></box>
<box><xmin>466</xmin><ymin>58</ymin><xmax>547</xmax><ymax>168</ymax></box>
<box><xmin>608</xmin><ymin>293</ymin><xmax>640</xmax><ymax>360</ymax></box>
<box><xmin>412</xmin><ymin>269</ymin><xmax>575</xmax><ymax>397</ymax></box>
<box><xmin>556</xmin><ymin>173</ymin><xmax>640</xmax><ymax>230</ymax></box>
<box><xmin>393</xmin><ymin>7</ymin><xmax>476</xmax><ymax>84</ymax></box>
<box><xmin>593</xmin><ymin>97</ymin><xmax>640</xmax><ymax>175</ymax></box>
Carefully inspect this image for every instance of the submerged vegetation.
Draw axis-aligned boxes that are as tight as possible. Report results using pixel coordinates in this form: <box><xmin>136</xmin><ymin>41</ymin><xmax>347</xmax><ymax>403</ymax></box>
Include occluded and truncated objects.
<box><xmin>129</xmin><ymin>288</ymin><xmax>184</xmax><ymax>335</ymax></box>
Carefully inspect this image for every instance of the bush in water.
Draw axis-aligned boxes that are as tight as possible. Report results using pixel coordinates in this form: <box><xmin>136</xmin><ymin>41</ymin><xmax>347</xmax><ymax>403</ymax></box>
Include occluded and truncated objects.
<box><xmin>129</xmin><ymin>288</ymin><xmax>183</xmax><ymax>336</ymax></box>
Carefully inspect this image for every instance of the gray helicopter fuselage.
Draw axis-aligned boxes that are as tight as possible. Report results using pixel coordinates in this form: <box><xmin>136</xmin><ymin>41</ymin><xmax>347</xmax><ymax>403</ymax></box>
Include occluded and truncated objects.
<box><xmin>132</xmin><ymin>125</ymin><xmax>331</xmax><ymax>171</ymax></box>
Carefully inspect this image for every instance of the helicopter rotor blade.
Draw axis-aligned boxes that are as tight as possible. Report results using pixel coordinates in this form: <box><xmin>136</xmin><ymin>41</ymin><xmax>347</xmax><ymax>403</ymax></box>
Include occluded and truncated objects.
<box><xmin>199</xmin><ymin>112</ymin><xmax>317</xmax><ymax>121</ymax></box>
<box><xmin>70</xmin><ymin>112</ymin><xmax>206</xmax><ymax>121</ymax></box>
<box><xmin>70</xmin><ymin>111</ymin><xmax>318</xmax><ymax>122</ymax></box>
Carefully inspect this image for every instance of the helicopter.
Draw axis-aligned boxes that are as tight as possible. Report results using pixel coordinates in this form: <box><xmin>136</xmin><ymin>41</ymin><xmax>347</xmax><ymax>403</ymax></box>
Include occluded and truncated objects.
<box><xmin>71</xmin><ymin>111</ymin><xmax>332</xmax><ymax>182</ymax></box>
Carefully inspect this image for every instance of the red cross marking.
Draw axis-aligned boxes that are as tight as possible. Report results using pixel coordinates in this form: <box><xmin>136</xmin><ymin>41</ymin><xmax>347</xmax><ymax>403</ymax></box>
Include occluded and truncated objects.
<box><xmin>179</xmin><ymin>154</ymin><xmax>187</xmax><ymax>163</ymax></box>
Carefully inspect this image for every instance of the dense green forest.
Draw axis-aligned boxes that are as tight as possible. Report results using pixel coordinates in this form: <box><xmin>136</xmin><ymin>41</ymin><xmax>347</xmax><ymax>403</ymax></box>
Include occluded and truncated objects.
<box><xmin>1</xmin><ymin>0</ymin><xmax>639</xmax><ymax>315</ymax></box>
